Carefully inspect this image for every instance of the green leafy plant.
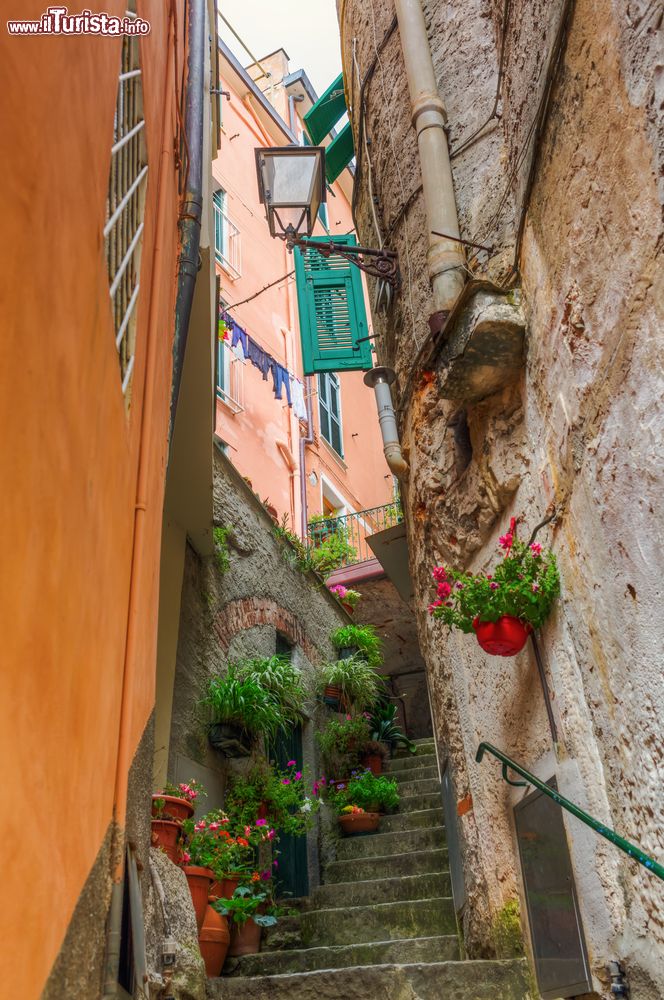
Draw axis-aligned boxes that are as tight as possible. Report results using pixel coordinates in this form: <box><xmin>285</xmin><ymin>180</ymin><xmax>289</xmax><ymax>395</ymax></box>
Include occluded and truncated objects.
<box><xmin>330</xmin><ymin>770</ymin><xmax>400</xmax><ymax>813</ymax></box>
<box><xmin>213</xmin><ymin>525</ymin><xmax>231</xmax><ymax>574</ymax></box>
<box><xmin>237</xmin><ymin>656</ymin><xmax>308</xmax><ymax>728</ymax></box>
<box><xmin>181</xmin><ymin>811</ymin><xmax>275</xmax><ymax>878</ymax></box>
<box><xmin>152</xmin><ymin>779</ymin><xmax>206</xmax><ymax>817</ymax></box>
<box><xmin>309</xmin><ymin>529</ymin><xmax>357</xmax><ymax>575</ymax></box>
<box><xmin>367</xmin><ymin>701</ymin><xmax>416</xmax><ymax>754</ymax></box>
<box><xmin>318</xmin><ymin>656</ymin><xmax>383</xmax><ymax>711</ymax></box>
<box><xmin>274</xmin><ymin>516</ymin><xmax>318</xmax><ymax>574</ymax></box>
<box><xmin>225</xmin><ymin>760</ymin><xmax>320</xmax><ymax>837</ymax></box>
<box><xmin>201</xmin><ymin>665</ymin><xmax>286</xmax><ymax>744</ymax></box>
<box><xmin>428</xmin><ymin>520</ymin><xmax>560</xmax><ymax>632</ymax></box>
<box><xmin>317</xmin><ymin>715</ymin><xmax>370</xmax><ymax>778</ymax></box>
<box><xmin>327</xmin><ymin>583</ymin><xmax>361</xmax><ymax>608</ymax></box>
<box><xmin>212</xmin><ymin>885</ymin><xmax>278</xmax><ymax>927</ymax></box>
<box><xmin>330</xmin><ymin>624</ymin><xmax>383</xmax><ymax>669</ymax></box>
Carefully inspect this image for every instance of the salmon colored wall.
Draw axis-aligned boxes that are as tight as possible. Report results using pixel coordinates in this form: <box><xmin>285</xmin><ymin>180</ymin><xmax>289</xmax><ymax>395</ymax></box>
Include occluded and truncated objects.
<box><xmin>0</xmin><ymin>3</ymin><xmax>185</xmax><ymax>996</ymax></box>
<box><xmin>214</xmin><ymin>64</ymin><xmax>392</xmax><ymax>535</ymax></box>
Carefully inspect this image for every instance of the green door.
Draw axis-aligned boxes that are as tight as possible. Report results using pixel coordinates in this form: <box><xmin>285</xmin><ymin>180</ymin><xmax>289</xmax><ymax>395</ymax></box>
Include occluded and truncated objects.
<box><xmin>270</xmin><ymin>724</ymin><xmax>309</xmax><ymax>901</ymax></box>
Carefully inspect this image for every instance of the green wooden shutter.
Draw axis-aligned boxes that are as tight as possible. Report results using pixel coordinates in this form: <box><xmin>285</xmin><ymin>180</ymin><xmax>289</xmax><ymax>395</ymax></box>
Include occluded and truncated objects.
<box><xmin>304</xmin><ymin>73</ymin><xmax>355</xmax><ymax>180</ymax></box>
<box><xmin>294</xmin><ymin>236</ymin><xmax>372</xmax><ymax>375</ymax></box>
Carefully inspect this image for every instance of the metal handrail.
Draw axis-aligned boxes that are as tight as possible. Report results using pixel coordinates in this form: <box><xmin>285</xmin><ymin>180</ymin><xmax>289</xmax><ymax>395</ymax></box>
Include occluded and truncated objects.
<box><xmin>306</xmin><ymin>501</ymin><xmax>403</xmax><ymax>567</ymax></box>
<box><xmin>476</xmin><ymin>742</ymin><xmax>664</xmax><ymax>881</ymax></box>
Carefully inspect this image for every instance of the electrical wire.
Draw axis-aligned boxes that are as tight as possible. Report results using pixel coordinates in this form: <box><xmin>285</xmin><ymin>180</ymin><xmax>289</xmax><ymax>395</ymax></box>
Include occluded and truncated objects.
<box><xmin>224</xmin><ymin>269</ymin><xmax>295</xmax><ymax>311</ymax></box>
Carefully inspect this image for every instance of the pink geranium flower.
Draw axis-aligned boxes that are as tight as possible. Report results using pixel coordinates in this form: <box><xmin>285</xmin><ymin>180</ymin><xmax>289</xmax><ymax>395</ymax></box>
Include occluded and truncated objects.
<box><xmin>181</xmin><ymin>851</ymin><xmax>191</xmax><ymax>864</ymax></box>
<box><xmin>282</xmin><ymin>778</ymin><xmax>291</xmax><ymax>785</ymax></box>
<box><xmin>530</xmin><ymin>542</ymin><xmax>543</xmax><ymax>556</ymax></box>
<box><xmin>432</xmin><ymin>566</ymin><xmax>447</xmax><ymax>582</ymax></box>
<box><xmin>256</xmin><ymin>819</ymin><xmax>267</xmax><ymax>827</ymax></box>
<box><xmin>287</xmin><ymin>760</ymin><xmax>296</xmax><ymax>767</ymax></box>
<box><xmin>437</xmin><ymin>581</ymin><xmax>452</xmax><ymax>599</ymax></box>
<box><xmin>295</xmin><ymin>771</ymin><xmax>302</xmax><ymax>780</ymax></box>
<box><xmin>498</xmin><ymin>532</ymin><xmax>513</xmax><ymax>551</ymax></box>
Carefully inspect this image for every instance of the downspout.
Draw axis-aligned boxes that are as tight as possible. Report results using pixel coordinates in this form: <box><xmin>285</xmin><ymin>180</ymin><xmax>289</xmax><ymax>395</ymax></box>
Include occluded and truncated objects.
<box><xmin>364</xmin><ymin>367</ymin><xmax>409</xmax><ymax>479</ymax></box>
<box><xmin>393</xmin><ymin>0</ymin><xmax>465</xmax><ymax>323</ymax></box>
<box><xmin>168</xmin><ymin>0</ymin><xmax>206</xmax><ymax>446</ymax></box>
<box><xmin>299</xmin><ymin>376</ymin><xmax>314</xmax><ymax>537</ymax></box>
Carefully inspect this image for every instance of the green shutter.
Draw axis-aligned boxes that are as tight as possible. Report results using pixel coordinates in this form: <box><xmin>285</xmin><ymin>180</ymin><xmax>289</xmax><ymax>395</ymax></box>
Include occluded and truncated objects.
<box><xmin>304</xmin><ymin>74</ymin><xmax>346</xmax><ymax>145</ymax></box>
<box><xmin>294</xmin><ymin>236</ymin><xmax>372</xmax><ymax>375</ymax></box>
<box><xmin>325</xmin><ymin>122</ymin><xmax>354</xmax><ymax>184</ymax></box>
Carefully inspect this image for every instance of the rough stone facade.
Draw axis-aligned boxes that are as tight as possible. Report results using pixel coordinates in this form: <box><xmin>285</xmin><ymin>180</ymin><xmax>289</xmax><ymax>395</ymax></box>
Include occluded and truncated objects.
<box><xmin>339</xmin><ymin>0</ymin><xmax>663</xmax><ymax>996</ymax></box>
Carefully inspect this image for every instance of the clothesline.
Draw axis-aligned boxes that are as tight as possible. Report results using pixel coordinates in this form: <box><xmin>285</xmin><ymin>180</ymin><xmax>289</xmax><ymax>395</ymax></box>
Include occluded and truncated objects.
<box><xmin>219</xmin><ymin>309</ymin><xmax>308</xmax><ymax>421</ymax></box>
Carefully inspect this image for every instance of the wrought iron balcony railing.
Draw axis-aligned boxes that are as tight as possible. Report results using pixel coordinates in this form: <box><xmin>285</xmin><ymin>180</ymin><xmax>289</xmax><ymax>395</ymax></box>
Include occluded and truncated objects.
<box><xmin>306</xmin><ymin>501</ymin><xmax>403</xmax><ymax>569</ymax></box>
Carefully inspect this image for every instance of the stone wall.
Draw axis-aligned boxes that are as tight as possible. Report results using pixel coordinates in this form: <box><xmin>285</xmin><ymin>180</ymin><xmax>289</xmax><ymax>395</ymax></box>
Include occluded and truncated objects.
<box><xmin>339</xmin><ymin>0</ymin><xmax>663</xmax><ymax>995</ymax></box>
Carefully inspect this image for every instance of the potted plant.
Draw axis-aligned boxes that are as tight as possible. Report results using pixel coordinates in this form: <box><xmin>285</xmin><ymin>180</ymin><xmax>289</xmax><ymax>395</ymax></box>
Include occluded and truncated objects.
<box><xmin>360</xmin><ymin>739</ymin><xmax>388</xmax><ymax>776</ymax></box>
<box><xmin>367</xmin><ymin>701</ymin><xmax>416</xmax><ymax>756</ymax></box>
<box><xmin>327</xmin><ymin>583</ymin><xmax>362</xmax><ymax>615</ymax></box>
<box><xmin>179</xmin><ymin>822</ymin><xmax>217</xmax><ymax>932</ymax></box>
<box><xmin>335</xmin><ymin>804</ymin><xmax>380</xmax><ymax>836</ymax></box>
<box><xmin>317</xmin><ymin>656</ymin><xmax>383</xmax><ymax>712</ymax></box>
<box><xmin>428</xmin><ymin>518</ymin><xmax>560</xmax><ymax>656</ymax></box>
<box><xmin>238</xmin><ymin>655</ymin><xmax>309</xmax><ymax>729</ymax></box>
<box><xmin>330</xmin><ymin>623</ymin><xmax>383</xmax><ymax>669</ymax></box>
<box><xmin>225</xmin><ymin>760</ymin><xmax>320</xmax><ymax>837</ymax></box>
<box><xmin>199</xmin><ymin>898</ymin><xmax>231</xmax><ymax>977</ymax></box>
<box><xmin>152</xmin><ymin>779</ymin><xmax>204</xmax><ymax>822</ymax></box>
<box><xmin>317</xmin><ymin>715</ymin><xmax>371</xmax><ymax>780</ymax></box>
<box><xmin>201</xmin><ymin>666</ymin><xmax>282</xmax><ymax>756</ymax></box>
<box><xmin>333</xmin><ymin>770</ymin><xmax>400</xmax><ymax>814</ymax></box>
<box><xmin>213</xmin><ymin>886</ymin><xmax>278</xmax><ymax>957</ymax></box>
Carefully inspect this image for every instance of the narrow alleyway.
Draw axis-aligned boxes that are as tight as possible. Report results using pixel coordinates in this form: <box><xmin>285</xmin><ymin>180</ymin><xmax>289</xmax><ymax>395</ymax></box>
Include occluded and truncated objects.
<box><xmin>208</xmin><ymin>740</ymin><xmax>531</xmax><ymax>999</ymax></box>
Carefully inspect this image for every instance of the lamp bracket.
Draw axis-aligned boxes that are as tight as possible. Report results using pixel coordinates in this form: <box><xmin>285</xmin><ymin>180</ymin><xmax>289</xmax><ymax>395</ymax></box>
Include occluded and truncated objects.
<box><xmin>285</xmin><ymin>228</ymin><xmax>400</xmax><ymax>288</ymax></box>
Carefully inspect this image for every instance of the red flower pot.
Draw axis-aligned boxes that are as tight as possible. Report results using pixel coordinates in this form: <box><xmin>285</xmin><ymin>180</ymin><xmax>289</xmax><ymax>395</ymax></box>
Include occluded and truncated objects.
<box><xmin>323</xmin><ymin>684</ymin><xmax>342</xmax><ymax>708</ymax></box>
<box><xmin>150</xmin><ymin>819</ymin><xmax>181</xmax><ymax>864</ymax></box>
<box><xmin>228</xmin><ymin>917</ymin><xmax>262</xmax><ymax>957</ymax></box>
<box><xmin>361</xmin><ymin>753</ymin><xmax>383</xmax><ymax>776</ymax></box>
<box><xmin>210</xmin><ymin>874</ymin><xmax>241</xmax><ymax>901</ymax></box>
<box><xmin>256</xmin><ymin>800</ymin><xmax>269</xmax><ymax>821</ymax></box>
<box><xmin>338</xmin><ymin>812</ymin><xmax>380</xmax><ymax>836</ymax></box>
<box><xmin>472</xmin><ymin>615</ymin><xmax>532</xmax><ymax>656</ymax></box>
<box><xmin>341</xmin><ymin>601</ymin><xmax>355</xmax><ymax>615</ymax></box>
<box><xmin>182</xmin><ymin>865</ymin><xmax>214</xmax><ymax>932</ymax></box>
<box><xmin>199</xmin><ymin>900</ymin><xmax>231</xmax><ymax>976</ymax></box>
<box><xmin>151</xmin><ymin>794</ymin><xmax>194</xmax><ymax>823</ymax></box>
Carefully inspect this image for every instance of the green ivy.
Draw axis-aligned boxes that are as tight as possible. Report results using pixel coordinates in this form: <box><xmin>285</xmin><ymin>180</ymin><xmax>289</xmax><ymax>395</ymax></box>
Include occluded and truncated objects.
<box><xmin>213</xmin><ymin>525</ymin><xmax>231</xmax><ymax>574</ymax></box>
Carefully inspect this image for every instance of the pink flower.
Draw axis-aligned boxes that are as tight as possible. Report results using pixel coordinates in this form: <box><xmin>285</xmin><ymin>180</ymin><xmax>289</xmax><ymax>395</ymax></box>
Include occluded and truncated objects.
<box><xmin>312</xmin><ymin>783</ymin><xmax>319</xmax><ymax>796</ymax></box>
<box><xmin>532</xmin><ymin>583</ymin><xmax>540</xmax><ymax>593</ymax></box>
<box><xmin>194</xmin><ymin>820</ymin><xmax>206</xmax><ymax>831</ymax></box>
<box><xmin>490</xmin><ymin>582</ymin><xmax>499</xmax><ymax>590</ymax></box>
<box><xmin>181</xmin><ymin>851</ymin><xmax>191</xmax><ymax>864</ymax></box>
<box><xmin>287</xmin><ymin>760</ymin><xmax>296</xmax><ymax>767</ymax></box>
<box><xmin>208</xmin><ymin>822</ymin><xmax>219</xmax><ymax>831</ymax></box>
<box><xmin>345</xmin><ymin>714</ymin><xmax>352</xmax><ymax>721</ymax></box>
<box><xmin>256</xmin><ymin>819</ymin><xmax>267</xmax><ymax>827</ymax></box>
<box><xmin>282</xmin><ymin>778</ymin><xmax>291</xmax><ymax>785</ymax></box>
<box><xmin>499</xmin><ymin>532</ymin><xmax>513</xmax><ymax>551</ymax></box>
<box><xmin>320</xmin><ymin>776</ymin><xmax>326</xmax><ymax>785</ymax></box>
<box><xmin>267</xmin><ymin>829</ymin><xmax>275</xmax><ymax>840</ymax></box>
<box><xmin>455</xmin><ymin>582</ymin><xmax>464</xmax><ymax>590</ymax></box>
<box><xmin>295</xmin><ymin>771</ymin><xmax>302</xmax><ymax>780</ymax></box>
<box><xmin>437</xmin><ymin>581</ymin><xmax>452</xmax><ymax>599</ymax></box>
<box><xmin>273</xmin><ymin>860</ymin><xmax>279</xmax><ymax>868</ymax></box>
<box><xmin>261</xmin><ymin>870</ymin><xmax>271</xmax><ymax>881</ymax></box>
<box><xmin>432</xmin><ymin>566</ymin><xmax>447</xmax><ymax>582</ymax></box>
<box><xmin>427</xmin><ymin>600</ymin><xmax>443</xmax><ymax>613</ymax></box>
<box><xmin>244</xmin><ymin>826</ymin><xmax>251</xmax><ymax>837</ymax></box>
<box><xmin>189</xmin><ymin>791</ymin><xmax>198</xmax><ymax>800</ymax></box>
<box><xmin>530</xmin><ymin>542</ymin><xmax>543</xmax><ymax>556</ymax></box>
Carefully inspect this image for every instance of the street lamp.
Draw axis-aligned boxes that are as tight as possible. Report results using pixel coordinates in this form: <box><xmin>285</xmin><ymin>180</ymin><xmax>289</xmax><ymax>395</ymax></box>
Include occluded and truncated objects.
<box><xmin>255</xmin><ymin>145</ymin><xmax>326</xmax><ymax>241</ymax></box>
<box><xmin>254</xmin><ymin>144</ymin><xmax>400</xmax><ymax>288</ymax></box>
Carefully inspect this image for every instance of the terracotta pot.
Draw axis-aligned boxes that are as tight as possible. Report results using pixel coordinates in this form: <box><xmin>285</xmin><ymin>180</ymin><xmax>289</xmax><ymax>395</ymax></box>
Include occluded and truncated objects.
<box><xmin>150</xmin><ymin>819</ymin><xmax>181</xmax><ymax>864</ymax></box>
<box><xmin>338</xmin><ymin>812</ymin><xmax>380</xmax><ymax>836</ymax></box>
<box><xmin>473</xmin><ymin>615</ymin><xmax>532</xmax><ymax>656</ymax></box>
<box><xmin>228</xmin><ymin>917</ymin><xmax>262</xmax><ymax>957</ymax></box>
<box><xmin>151</xmin><ymin>794</ymin><xmax>194</xmax><ymax>823</ymax></box>
<box><xmin>323</xmin><ymin>684</ymin><xmax>342</xmax><ymax>708</ymax></box>
<box><xmin>199</xmin><ymin>899</ymin><xmax>230</xmax><ymax>977</ymax></box>
<box><xmin>361</xmin><ymin>753</ymin><xmax>383</xmax><ymax>776</ymax></box>
<box><xmin>210</xmin><ymin>874</ymin><xmax>241</xmax><ymax>901</ymax></box>
<box><xmin>341</xmin><ymin>601</ymin><xmax>355</xmax><ymax>615</ymax></box>
<box><xmin>256</xmin><ymin>800</ymin><xmax>269</xmax><ymax>821</ymax></box>
<box><xmin>182</xmin><ymin>865</ymin><xmax>214</xmax><ymax>932</ymax></box>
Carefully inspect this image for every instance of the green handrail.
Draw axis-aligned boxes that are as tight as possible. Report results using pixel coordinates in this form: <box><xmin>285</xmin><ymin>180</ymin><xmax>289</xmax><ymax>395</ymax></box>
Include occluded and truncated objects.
<box><xmin>476</xmin><ymin>742</ymin><xmax>664</xmax><ymax>881</ymax></box>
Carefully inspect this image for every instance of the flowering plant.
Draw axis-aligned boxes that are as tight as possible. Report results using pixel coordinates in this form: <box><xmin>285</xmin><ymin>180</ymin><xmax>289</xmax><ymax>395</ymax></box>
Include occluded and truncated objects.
<box><xmin>225</xmin><ymin>760</ymin><xmax>320</xmax><ymax>837</ymax></box>
<box><xmin>212</xmin><ymin>885</ymin><xmax>278</xmax><ymax>927</ymax></box>
<box><xmin>180</xmin><ymin>811</ymin><xmax>275</xmax><ymax>877</ymax></box>
<box><xmin>316</xmin><ymin>715</ymin><xmax>371</xmax><ymax>778</ymax></box>
<box><xmin>152</xmin><ymin>780</ymin><xmax>206</xmax><ymax>819</ymax></box>
<box><xmin>327</xmin><ymin>584</ymin><xmax>361</xmax><ymax>609</ymax></box>
<box><xmin>428</xmin><ymin>519</ymin><xmax>559</xmax><ymax>633</ymax></box>
<box><xmin>330</xmin><ymin>769</ymin><xmax>400</xmax><ymax>813</ymax></box>
<box><xmin>340</xmin><ymin>805</ymin><xmax>366</xmax><ymax>814</ymax></box>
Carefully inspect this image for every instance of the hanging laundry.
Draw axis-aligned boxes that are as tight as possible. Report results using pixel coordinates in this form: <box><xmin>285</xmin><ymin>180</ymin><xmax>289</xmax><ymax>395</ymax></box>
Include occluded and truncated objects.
<box><xmin>290</xmin><ymin>376</ymin><xmax>307</xmax><ymax>421</ymax></box>
<box><xmin>271</xmin><ymin>363</ymin><xmax>292</xmax><ymax>406</ymax></box>
<box><xmin>230</xmin><ymin>324</ymin><xmax>247</xmax><ymax>360</ymax></box>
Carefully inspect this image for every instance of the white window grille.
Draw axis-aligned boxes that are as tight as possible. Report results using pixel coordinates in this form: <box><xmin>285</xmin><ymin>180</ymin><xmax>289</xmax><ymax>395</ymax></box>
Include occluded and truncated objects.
<box><xmin>213</xmin><ymin>189</ymin><xmax>242</xmax><ymax>279</ymax></box>
<box><xmin>216</xmin><ymin>338</ymin><xmax>245</xmax><ymax>413</ymax></box>
<box><xmin>104</xmin><ymin>13</ymin><xmax>148</xmax><ymax>405</ymax></box>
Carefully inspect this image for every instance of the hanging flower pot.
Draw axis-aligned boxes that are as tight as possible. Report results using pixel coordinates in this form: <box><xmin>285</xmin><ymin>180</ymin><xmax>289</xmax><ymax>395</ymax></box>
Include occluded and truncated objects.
<box><xmin>208</xmin><ymin>723</ymin><xmax>253</xmax><ymax>758</ymax></box>
<box><xmin>338</xmin><ymin>810</ymin><xmax>380</xmax><ymax>836</ymax></box>
<box><xmin>473</xmin><ymin>615</ymin><xmax>532</xmax><ymax>656</ymax></box>
<box><xmin>182</xmin><ymin>865</ymin><xmax>214</xmax><ymax>932</ymax></box>
<box><xmin>323</xmin><ymin>684</ymin><xmax>342</xmax><ymax>709</ymax></box>
<box><xmin>228</xmin><ymin>917</ymin><xmax>263</xmax><ymax>957</ymax></box>
<box><xmin>150</xmin><ymin>819</ymin><xmax>182</xmax><ymax>864</ymax></box>
<box><xmin>151</xmin><ymin>794</ymin><xmax>194</xmax><ymax>823</ymax></box>
<box><xmin>199</xmin><ymin>899</ymin><xmax>231</xmax><ymax>977</ymax></box>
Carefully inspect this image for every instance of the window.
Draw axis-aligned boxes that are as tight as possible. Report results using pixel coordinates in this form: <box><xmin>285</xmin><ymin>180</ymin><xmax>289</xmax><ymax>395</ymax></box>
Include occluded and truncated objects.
<box><xmin>318</xmin><ymin>372</ymin><xmax>343</xmax><ymax>456</ymax></box>
<box><xmin>104</xmin><ymin>12</ymin><xmax>148</xmax><ymax>405</ymax></box>
<box><xmin>213</xmin><ymin>188</ymin><xmax>241</xmax><ymax>279</ymax></box>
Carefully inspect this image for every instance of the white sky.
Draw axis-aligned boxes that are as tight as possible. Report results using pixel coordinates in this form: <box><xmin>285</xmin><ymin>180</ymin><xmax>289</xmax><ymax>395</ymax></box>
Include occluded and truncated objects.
<box><xmin>219</xmin><ymin>0</ymin><xmax>343</xmax><ymax>97</ymax></box>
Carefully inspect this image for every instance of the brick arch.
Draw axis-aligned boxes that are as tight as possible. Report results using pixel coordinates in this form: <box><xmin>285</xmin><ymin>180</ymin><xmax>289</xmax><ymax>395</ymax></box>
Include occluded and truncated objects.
<box><xmin>213</xmin><ymin>597</ymin><xmax>321</xmax><ymax>664</ymax></box>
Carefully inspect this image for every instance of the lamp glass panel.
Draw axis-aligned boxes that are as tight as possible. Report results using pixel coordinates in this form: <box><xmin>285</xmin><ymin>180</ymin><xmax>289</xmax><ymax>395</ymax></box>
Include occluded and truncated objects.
<box><xmin>264</xmin><ymin>152</ymin><xmax>319</xmax><ymax>207</ymax></box>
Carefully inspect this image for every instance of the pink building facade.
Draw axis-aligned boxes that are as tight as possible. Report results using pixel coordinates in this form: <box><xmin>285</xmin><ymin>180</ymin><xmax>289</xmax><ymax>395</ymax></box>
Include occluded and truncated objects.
<box><xmin>212</xmin><ymin>43</ymin><xmax>393</xmax><ymax>538</ymax></box>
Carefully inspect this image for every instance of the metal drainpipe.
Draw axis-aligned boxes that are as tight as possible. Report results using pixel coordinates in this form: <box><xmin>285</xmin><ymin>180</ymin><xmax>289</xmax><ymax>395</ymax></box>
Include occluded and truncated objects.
<box><xmin>364</xmin><ymin>367</ymin><xmax>409</xmax><ymax>479</ymax></box>
<box><xmin>393</xmin><ymin>0</ymin><xmax>465</xmax><ymax>321</ymax></box>
<box><xmin>299</xmin><ymin>376</ymin><xmax>315</xmax><ymax>537</ymax></box>
<box><xmin>168</xmin><ymin>0</ymin><xmax>206</xmax><ymax>447</ymax></box>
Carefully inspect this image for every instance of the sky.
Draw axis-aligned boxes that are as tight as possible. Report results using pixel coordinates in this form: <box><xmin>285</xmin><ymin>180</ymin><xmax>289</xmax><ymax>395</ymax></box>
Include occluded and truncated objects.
<box><xmin>219</xmin><ymin>0</ymin><xmax>343</xmax><ymax>97</ymax></box>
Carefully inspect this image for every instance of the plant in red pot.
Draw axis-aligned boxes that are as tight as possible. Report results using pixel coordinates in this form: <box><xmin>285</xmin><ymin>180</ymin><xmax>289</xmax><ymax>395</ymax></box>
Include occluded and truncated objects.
<box><xmin>336</xmin><ymin>804</ymin><xmax>380</xmax><ymax>836</ymax></box>
<box><xmin>361</xmin><ymin>739</ymin><xmax>388</xmax><ymax>776</ymax></box>
<box><xmin>151</xmin><ymin>780</ymin><xmax>206</xmax><ymax>863</ymax></box>
<box><xmin>428</xmin><ymin>517</ymin><xmax>560</xmax><ymax>656</ymax></box>
<box><xmin>224</xmin><ymin>760</ymin><xmax>320</xmax><ymax>839</ymax></box>
<box><xmin>327</xmin><ymin>583</ymin><xmax>362</xmax><ymax>616</ymax></box>
<box><xmin>213</xmin><ymin>886</ymin><xmax>278</xmax><ymax>957</ymax></box>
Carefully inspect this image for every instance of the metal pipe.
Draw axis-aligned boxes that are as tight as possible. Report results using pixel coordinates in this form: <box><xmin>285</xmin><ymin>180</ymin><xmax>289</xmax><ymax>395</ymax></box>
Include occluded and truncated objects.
<box><xmin>393</xmin><ymin>0</ymin><xmax>465</xmax><ymax>318</ymax></box>
<box><xmin>364</xmin><ymin>367</ymin><xmax>409</xmax><ymax>479</ymax></box>
<box><xmin>168</xmin><ymin>0</ymin><xmax>206</xmax><ymax>445</ymax></box>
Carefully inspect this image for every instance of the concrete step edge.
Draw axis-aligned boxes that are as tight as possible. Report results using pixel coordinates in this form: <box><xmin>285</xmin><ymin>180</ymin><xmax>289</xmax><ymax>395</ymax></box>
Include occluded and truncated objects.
<box><xmin>304</xmin><ymin>896</ymin><xmax>454</xmax><ymax>922</ymax></box>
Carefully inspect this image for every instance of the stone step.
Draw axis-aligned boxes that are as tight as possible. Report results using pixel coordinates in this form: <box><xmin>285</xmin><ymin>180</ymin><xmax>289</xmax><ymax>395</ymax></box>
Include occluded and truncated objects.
<box><xmin>261</xmin><ymin>915</ymin><xmax>301</xmax><ymax>952</ymax></box>
<box><xmin>385</xmin><ymin>752</ymin><xmax>437</xmax><ymax>774</ymax></box>
<box><xmin>325</xmin><ymin>846</ymin><xmax>448</xmax><ymax>883</ymax></box>
<box><xmin>302</xmin><ymin>895</ymin><xmax>455</xmax><ymax>947</ymax></box>
<box><xmin>399</xmin><ymin>790</ymin><xmax>442</xmax><ymax>813</ymax></box>
<box><xmin>396</xmin><ymin>775</ymin><xmax>440</xmax><ymax>797</ymax></box>
<box><xmin>334</xmin><ymin>824</ymin><xmax>445</xmax><ymax>860</ymax></box>
<box><xmin>209</xmin><ymin>958</ymin><xmax>532</xmax><ymax>999</ymax></box>
<box><xmin>395</xmin><ymin>764</ymin><xmax>439</xmax><ymax>784</ymax></box>
<box><xmin>310</xmin><ymin>871</ymin><xmax>451</xmax><ymax>910</ymax></box>
<box><xmin>379</xmin><ymin>807</ymin><xmax>444</xmax><ymax>833</ymax></box>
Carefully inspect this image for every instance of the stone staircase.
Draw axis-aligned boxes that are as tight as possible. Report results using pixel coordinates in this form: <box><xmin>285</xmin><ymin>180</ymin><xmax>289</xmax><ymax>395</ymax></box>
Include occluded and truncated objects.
<box><xmin>207</xmin><ymin>739</ymin><xmax>531</xmax><ymax>999</ymax></box>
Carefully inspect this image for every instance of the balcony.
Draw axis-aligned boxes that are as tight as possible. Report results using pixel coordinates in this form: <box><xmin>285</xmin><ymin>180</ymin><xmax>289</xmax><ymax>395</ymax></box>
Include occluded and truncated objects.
<box><xmin>213</xmin><ymin>201</ymin><xmax>242</xmax><ymax>280</ymax></box>
<box><xmin>306</xmin><ymin>502</ymin><xmax>403</xmax><ymax>569</ymax></box>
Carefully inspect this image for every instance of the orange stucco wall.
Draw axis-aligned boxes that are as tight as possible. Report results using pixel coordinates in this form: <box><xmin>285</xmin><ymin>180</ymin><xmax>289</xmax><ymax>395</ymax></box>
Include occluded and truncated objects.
<box><xmin>214</xmin><ymin>61</ymin><xmax>392</xmax><ymax>534</ymax></box>
<box><xmin>0</xmin><ymin>3</ymin><xmax>185</xmax><ymax>995</ymax></box>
